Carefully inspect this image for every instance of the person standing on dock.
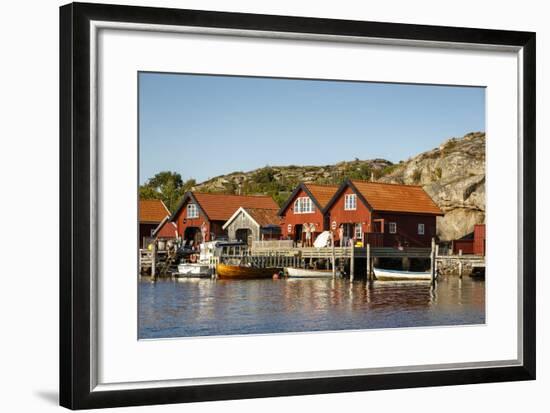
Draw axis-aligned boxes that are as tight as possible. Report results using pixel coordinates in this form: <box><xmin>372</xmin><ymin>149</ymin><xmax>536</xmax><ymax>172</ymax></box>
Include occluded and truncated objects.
<box><xmin>310</xmin><ymin>222</ymin><xmax>316</xmax><ymax>246</ymax></box>
<box><xmin>200</xmin><ymin>222</ymin><xmax>208</xmax><ymax>244</ymax></box>
<box><xmin>304</xmin><ymin>223</ymin><xmax>312</xmax><ymax>247</ymax></box>
<box><xmin>338</xmin><ymin>224</ymin><xmax>344</xmax><ymax>247</ymax></box>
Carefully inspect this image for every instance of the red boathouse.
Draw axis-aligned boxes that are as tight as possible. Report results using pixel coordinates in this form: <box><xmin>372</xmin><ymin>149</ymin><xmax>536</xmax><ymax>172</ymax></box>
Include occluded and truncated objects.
<box><xmin>169</xmin><ymin>192</ymin><xmax>279</xmax><ymax>245</ymax></box>
<box><xmin>325</xmin><ymin>179</ymin><xmax>444</xmax><ymax>248</ymax></box>
<box><xmin>452</xmin><ymin>223</ymin><xmax>486</xmax><ymax>256</ymax></box>
<box><xmin>278</xmin><ymin>183</ymin><xmax>339</xmax><ymax>244</ymax></box>
<box><xmin>151</xmin><ymin>216</ymin><xmax>178</xmax><ymax>240</ymax></box>
<box><xmin>138</xmin><ymin>199</ymin><xmax>171</xmax><ymax>247</ymax></box>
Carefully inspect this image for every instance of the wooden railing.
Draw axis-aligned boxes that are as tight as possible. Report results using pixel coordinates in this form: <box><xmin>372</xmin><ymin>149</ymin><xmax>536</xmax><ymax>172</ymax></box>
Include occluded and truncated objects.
<box><xmin>363</xmin><ymin>230</ymin><xmax>429</xmax><ymax>248</ymax></box>
<box><xmin>220</xmin><ymin>245</ymin><xmax>432</xmax><ymax>259</ymax></box>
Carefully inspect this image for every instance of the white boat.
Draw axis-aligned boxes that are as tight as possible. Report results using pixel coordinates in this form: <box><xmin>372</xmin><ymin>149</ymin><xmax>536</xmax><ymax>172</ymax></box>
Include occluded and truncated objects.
<box><xmin>176</xmin><ymin>263</ymin><xmax>212</xmax><ymax>278</ymax></box>
<box><xmin>176</xmin><ymin>241</ymin><xmax>240</xmax><ymax>278</ymax></box>
<box><xmin>373</xmin><ymin>267</ymin><xmax>432</xmax><ymax>281</ymax></box>
<box><xmin>313</xmin><ymin>231</ymin><xmax>331</xmax><ymax>248</ymax></box>
<box><xmin>285</xmin><ymin>267</ymin><xmax>339</xmax><ymax>278</ymax></box>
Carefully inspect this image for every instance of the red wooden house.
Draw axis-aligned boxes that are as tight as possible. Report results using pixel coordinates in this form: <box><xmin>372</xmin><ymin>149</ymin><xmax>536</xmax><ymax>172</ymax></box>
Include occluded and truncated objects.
<box><xmin>473</xmin><ymin>224</ymin><xmax>486</xmax><ymax>256</ymax></box>
<box><xmin>325</xmin><ymin>179</ymin><xmax>443</xmax><ymax>247</ymax></box>
<box><xmin>138</xmin><ymin>199</ymin><xmax>171</xmax><ymax>247</ymax></box>
<box><xmin>452</xmin><ymin>223</ymin><xmax>485</xmax><ymax>255</ymax></box>
<box><xmin>152</xmin><ymin>216</ymin><xmax>178</xmax><ymax>240</ymax></box>
<box><xmin>278</xmin><ymin>183</ymin><xmax>339</xmax><ymax>244</ymax></box>
<box><xmin>169</xmin><ymin>192</ymin><xmax>279</xmax><ymax>245</ymax></box>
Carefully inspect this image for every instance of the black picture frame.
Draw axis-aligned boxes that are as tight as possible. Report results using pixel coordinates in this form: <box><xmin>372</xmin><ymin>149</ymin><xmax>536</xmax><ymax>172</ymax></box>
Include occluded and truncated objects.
<box><xmin>60</xmin><ymin>2</ymin><xmax>536</xmax><ymax>410</ymax></box>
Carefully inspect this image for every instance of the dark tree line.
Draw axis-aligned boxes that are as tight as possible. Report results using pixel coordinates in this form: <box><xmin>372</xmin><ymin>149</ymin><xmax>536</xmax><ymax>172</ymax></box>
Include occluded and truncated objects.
<box><xmin>139</xmin><ymin>171</ymin><xmax>196</xmax><ymax>212</ymax></box>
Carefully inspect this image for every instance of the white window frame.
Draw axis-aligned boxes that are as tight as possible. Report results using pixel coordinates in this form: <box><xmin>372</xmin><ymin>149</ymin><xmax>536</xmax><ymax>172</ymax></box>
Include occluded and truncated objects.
<box><xmin>187</xmin><ymin>203</ymin><xmax>199</xmax><ymax>218</ymax></box>
<box><xmin>354</xmin><ymin>223</ymin><xmax>362</xmax><ymax>240</ymax></box>
<box><xmin>344</xmin><ymin>194</ymin><xmax>357</xmax><ymax>210</ymax></box>
<box><xmin>418</xmin><ymin>223</ymin><xmax>425</xmax><ymax>235</ymax></box>
<box><xmin>293</xmin><ymin>197</ymin><xmax>314</xmax><ymax>214</ymax></box>
<box><xmin>389</xmin><ymin>222</ymin><xmax>397</xmax><ymax>234</ymax></box>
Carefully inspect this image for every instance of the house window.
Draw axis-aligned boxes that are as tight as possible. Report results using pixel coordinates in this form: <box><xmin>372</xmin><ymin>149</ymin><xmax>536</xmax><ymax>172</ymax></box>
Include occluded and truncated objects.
<box><xmin>354</xmin><ymin>223</ymin><xmax>362</xmax><ymax>240</ymax></box>
<box><xmin>389</xmin><ymin>222</ymin><xmax>397</xmax><ymax>234</ymax></box>
<box><xmin>418</xmin><ymin>223</ymin><xmax>425</xmax><ymax>235</ymax></box>
<box><xmin>187</xmin><ymin>203</ymin><xmax>199</xmax><ymax>218</ymax></box>
<box><xmin>344</xmin><ymin>194</ymin><xmax>357</xmax><ymax>210</ymax></box>
<box><xmin>293</xmin><ymin>197</ymin><xmax>314</xmax><ymax>214</ymax></box>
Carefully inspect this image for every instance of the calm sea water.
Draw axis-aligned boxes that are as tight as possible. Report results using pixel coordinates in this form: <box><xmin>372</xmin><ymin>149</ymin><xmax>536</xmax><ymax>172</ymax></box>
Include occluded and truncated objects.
<box><xmin>138</xmin><ymin>276</ymin><xmax>485</xmax><ymax>339</ymax></box>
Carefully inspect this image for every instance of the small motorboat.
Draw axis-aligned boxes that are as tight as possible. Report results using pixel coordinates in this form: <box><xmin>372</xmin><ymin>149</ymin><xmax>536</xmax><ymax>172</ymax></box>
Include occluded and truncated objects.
<box><xmin>285</xmin><ymin>267</ymin><xmax>338</xmax><ymax>278</ymax></box>
<box><xmin>176</xmin><ymin>263</ymin><xmax>212</xmax><ymax>278</ymax></box>
<box><xmin>373</xmin><ymin>267</ymin><xmax>432</xmax><ymax>281</ymax></box>
<box><xmin>216</xmin><ymin>263</ymin><xmax>280</xmax><ymax>280</ymax></box>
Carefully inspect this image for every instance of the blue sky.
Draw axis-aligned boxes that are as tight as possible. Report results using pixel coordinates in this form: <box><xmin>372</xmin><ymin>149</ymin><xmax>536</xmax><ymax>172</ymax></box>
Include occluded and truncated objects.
<box><xmin>139</xmin><ymin>72</ymin><xmax>485</xmax><ymax>184</ymax></box>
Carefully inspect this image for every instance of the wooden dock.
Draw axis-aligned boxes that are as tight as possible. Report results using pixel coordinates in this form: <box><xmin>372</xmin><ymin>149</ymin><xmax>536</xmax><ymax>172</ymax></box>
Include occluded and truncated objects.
<box><xmin>140</xmin><ymin>237</ymin><xmax>485</xmax><ymax>282</ymax></box>
<box><xmin>139</xmin><ymin>244</ymin><xmax>178</xmax><ymax>279</ymax></box>
<box><xmin>436</xmin><ymin>253</ymin><xmax>485</xmax><ymax>278</ymax></box>
<box><xmin>216</xmin><ymin>243</ymin><xmax>435</xmax><ymax>282</ymax></box>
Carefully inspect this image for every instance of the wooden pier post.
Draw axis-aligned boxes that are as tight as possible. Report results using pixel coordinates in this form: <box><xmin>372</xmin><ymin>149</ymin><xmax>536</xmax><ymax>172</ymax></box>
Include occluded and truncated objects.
<box><xmin>430</xmin><ymin>238</ymin><xmax>436</xmax><ymax>284</ymax></box>
<box><xmin>435</xmin><ymin>245</ymin><xmax>439</xmax><ymax>274</ymax></box>
<box><xmin>366</xmin><ymin>243</ymin><xmax>371</xmax><ymax>281</ymax></box>
<box><xmin>350</xmin><ymin>243</ymin><xmax>355</xmax><ymax>282</ymax></box>
<box><xmin>151</xmin><ymin>242</ymin><xmax>157</xmax><ymax>280</ymax></box>
<box><xmin>331</xmin><ymin>232</ymin><xmax>336</xmax><ymax>278</ymax></box>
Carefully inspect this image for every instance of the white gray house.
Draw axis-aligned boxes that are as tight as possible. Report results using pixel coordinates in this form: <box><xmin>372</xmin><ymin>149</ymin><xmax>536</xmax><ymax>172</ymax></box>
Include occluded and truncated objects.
<box><xmin>222</xmin><ymin>207</ymin><xmax>281</xmax><ymax>245</ymax></box>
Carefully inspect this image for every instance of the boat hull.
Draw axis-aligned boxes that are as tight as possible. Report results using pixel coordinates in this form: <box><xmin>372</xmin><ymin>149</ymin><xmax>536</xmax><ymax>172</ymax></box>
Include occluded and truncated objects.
<box><xmin>216</xmin><ymin>264</ymin><xmax>280</xmax><ymax>279</ymax></box>
<box><xmin>176</xmin><ymin>263</ymin><xmax>212</xmax><ymax>278</ymax></box>
<box><xmin>285</xmin><ymin>267</ymin><xmax>336</xmax><ymax>278</ymax></box>
<box><xmin>373</xmin><ymin>267</ymin><xmax>432</xmax><ymax>281</ymax></box>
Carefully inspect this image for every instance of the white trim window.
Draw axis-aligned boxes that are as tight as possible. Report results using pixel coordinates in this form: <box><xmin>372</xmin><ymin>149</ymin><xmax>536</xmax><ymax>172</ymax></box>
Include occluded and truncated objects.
<box><xmin>187</xmin><ymin>203</ymin><xmax>199</xmax><ymax>218</ymax></box>
<box><xmin>293</xmin><ymin>197</ymin><xmax>314</xmax><ymax>214</ymax></box>
<box><xmin>344</xmin><ymin>193</ymin><xmax>357</xmax><ymax>210</ymax></box>
<box><xmin>418</xmin><ymin>223</ymin><xmax>425</xmax><ymax>235</ymax></box>
<box><xmin>389</xmin><ymin>222</ymin><xmax>397</xmax><ymax>234</ymax></box>
<box><xmin>354</xmin><ymin>223</ymin><xmax>362</xmax><ymax>240</ymax></box>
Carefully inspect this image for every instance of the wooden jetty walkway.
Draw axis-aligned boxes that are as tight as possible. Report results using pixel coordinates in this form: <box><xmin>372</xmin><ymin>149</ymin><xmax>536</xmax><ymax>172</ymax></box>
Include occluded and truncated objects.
<box><xmin>140</xmin><ymin>238</ymin><xmax>485</xmax><ymax>282</ymax></box>
<box><xmin>139</xmin><ymin>244</ymin><xmax>178</xmax><ymax>278</ymax></box>
<box><xmin>214</xmin><ymin>241</ymin><xmax>436</xmax><ymax>282</ymax></box>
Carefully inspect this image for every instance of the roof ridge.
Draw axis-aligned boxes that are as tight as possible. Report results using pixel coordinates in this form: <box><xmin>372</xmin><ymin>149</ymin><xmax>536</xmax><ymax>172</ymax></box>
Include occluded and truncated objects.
<box><xmin>304</xmin><ymin>183</ymin><xmax>339</xmax><ymax>188</ymax></box>
<box><xmin>193</xmin><ymin>191</ymin><xmax>273</xmax><ymax>197</ymax></box>
<box><xmin>350</xmin><ymin>179</ymin><xmax>423</xmax><ymax>188</ymax></box>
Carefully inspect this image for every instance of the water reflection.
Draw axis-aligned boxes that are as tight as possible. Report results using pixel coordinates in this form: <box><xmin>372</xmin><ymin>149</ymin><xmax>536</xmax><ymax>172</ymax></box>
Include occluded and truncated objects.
<box><xmin>139</xmin><ymin>276</ymin><xmax>485</xmax><ymax>339</ymax></box>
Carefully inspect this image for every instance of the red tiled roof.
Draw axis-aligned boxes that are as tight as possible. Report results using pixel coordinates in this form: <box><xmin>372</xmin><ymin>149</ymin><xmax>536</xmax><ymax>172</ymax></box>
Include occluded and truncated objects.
<box><xmin>139</xmin><ymin>199</ymin><xmax>170</xmax><ymax>223</ymax></box>
<box><xmin>193</xmin><ymin>193</ymin><xmax>278</xmax><ymax>221</ymax></box>
<box><xmin>244</xmin><ymin>208</ymin><xmax>282</xmax><ymax>227</ymax></box>
<box><xmin>303</xmin><ymin>184</ymin><xmax>339</xmax><ymax>209</ymax></box>
<box><xmin>351</xmin><ymin>180</ymin><xmax>443</xmax><ymax>215</ymax></box>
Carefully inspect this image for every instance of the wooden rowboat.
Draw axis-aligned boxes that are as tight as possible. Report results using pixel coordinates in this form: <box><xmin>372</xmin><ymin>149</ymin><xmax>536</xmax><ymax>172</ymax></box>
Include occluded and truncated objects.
<box><xmin>285</xmin><ymin>267</ymin><xmax>338</xmax><ymax>278</ymax></box>
<box><xmin>216</xmin><ymin>263</ymin><xmax>281</xmax><ymax>280</ymax></box>
<box><xmin>373</xmin><ymin>267</ymin><xmax>432</xmax><ymax>281</ymax></box>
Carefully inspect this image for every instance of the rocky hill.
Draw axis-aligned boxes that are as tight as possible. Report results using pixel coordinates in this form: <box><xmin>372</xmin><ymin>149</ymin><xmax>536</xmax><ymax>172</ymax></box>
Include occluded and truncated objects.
<box><xmin>190</xmin><ymin>132</ymin><xmax>485</xmax><ymax>241</ymax></box>
<box><xmin>378</xmin><ymin>131</ymin><xmax>485</xmax><ymax>241</ymax></box>
<box><xmin>193</xmin><ymin>158</ymin><xmax>393</xmax><ymax>206</ymax></box>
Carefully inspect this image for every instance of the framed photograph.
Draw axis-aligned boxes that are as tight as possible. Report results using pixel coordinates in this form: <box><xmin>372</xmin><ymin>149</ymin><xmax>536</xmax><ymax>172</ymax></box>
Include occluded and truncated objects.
<box><xmin>60</xmin><ymin>2</ymin><xmax>536</xmax><ymax>409</ymax></box>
